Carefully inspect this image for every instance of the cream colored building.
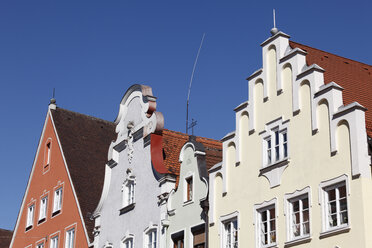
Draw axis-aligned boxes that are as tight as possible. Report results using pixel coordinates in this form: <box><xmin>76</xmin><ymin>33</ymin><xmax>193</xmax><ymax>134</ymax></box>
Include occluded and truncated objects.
<box><xmin>208</xmin><ymin>29</ymin><xmax>372</xmax><ymax>248</ymax></box>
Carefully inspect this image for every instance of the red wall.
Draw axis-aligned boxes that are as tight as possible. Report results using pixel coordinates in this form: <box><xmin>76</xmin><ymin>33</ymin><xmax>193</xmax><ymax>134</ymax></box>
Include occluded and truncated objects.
<box><xmin>11</xmin><ymin>113</ymin><xmax>89</xmax><ymax>248</ymax></box>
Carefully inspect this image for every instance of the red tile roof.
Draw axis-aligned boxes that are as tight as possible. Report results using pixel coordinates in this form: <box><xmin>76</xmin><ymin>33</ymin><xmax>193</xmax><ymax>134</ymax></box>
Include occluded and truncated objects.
<box><xmin>162</xmin><ymin>129</ymin><xmax>222</xmax><ymax>186</ymax></box>
<box><xmin>289</xmin><ymin>41</ymin><xmax>372</xmax><ymax>137</ymax></box>
<box><xmin>51</xmin><ymin>108</ymin><xmax>117</xmax><ymax>243</ymax></box>
<box><xmin>51</xmin><ymin>108</ymin><xmax>222</xmax><ymax>241</ymax></box>
<box><xmin>0</xmin><ymin>228</ymin><xmax>13</xmax><ymax>248</ymax></box>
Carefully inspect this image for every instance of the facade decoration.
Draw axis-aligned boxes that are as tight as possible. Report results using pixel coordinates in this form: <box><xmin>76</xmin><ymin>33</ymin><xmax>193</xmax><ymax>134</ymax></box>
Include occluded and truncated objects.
<box><xmin>165</xmin><ymin>135</ymin><xmax>222</xmax><ymax>248</ymax></box>
<box><xmin>209</xmin><ymin>29</ymin><xmax>372</xmax><ymax>248</ymax></box>
<box><xmin>10</xmin><ymin>101</ymin><xmax>116</xmax><ymax>248</ymax></box>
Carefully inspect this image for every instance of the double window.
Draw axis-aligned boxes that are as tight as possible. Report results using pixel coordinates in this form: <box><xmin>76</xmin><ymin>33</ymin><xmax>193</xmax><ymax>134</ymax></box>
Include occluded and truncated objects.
<box><xmin>223</xmin><ymin>219</ymin><xmax>238</xmax><ymax>248</ymax></box>
<box><xmin>324</xmin><ymin>183</ymin><xmax>348</xmax><ymax>229</ymax></box>
<box><xmin>265</xmin><ymin>130</ymin><xmax>288</xmax><ymax>165</ymax></box>
<box><xmin>288</xmin><ymin>196</ymin><xmax>310</xmax><ymax>240</ymax></box>
<box><xmin>53</xmin><ymin>187</ymin><xmax>63</xmax><ymax>214</ymax></box>
<box><xmin>258</xmin><ymin>206</ymin><xmax>276</xmax><ymax>247</ymax></box>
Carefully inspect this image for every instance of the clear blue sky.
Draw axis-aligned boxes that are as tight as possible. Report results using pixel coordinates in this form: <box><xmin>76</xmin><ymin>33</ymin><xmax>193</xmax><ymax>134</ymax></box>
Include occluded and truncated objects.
<box><xmin>1</xmin><ymin>0</ymin><xmax>371</xmax><ymax>230</ymax></box>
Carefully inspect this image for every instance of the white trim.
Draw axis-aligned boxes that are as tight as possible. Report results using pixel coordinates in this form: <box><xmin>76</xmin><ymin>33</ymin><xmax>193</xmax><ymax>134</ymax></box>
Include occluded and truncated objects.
<box><xmin>283</xmin><ymin>187</ymin><xmax>311</xmax><ymax>242</ymax></box>
<box><xmin>49</xmin><ymin>113</ymin><xmax>92</xmax><ymax>246</ymax></box>
<box><xmin>9</xmin><ymin>109</ymin><xmax>51</xmax><ymax>248</ymax></box>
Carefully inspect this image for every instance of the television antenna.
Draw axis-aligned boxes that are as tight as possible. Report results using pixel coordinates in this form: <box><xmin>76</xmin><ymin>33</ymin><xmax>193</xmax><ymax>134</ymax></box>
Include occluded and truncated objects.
<box><xmin>186</xmin><ymin>33</ymin><xmax>205</xmax><ymax>134</ymax></box>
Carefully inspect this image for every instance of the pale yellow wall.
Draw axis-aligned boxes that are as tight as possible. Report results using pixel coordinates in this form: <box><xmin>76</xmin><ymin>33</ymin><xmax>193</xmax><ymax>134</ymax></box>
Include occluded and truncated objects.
<box><xmin>210</xmin><ymin>47</ymin><xmax>372</xmax><ymax>247</ymax></box>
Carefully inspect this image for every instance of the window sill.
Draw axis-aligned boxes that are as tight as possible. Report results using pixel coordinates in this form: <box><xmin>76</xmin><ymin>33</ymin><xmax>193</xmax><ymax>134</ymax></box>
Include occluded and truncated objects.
<box><xmin>119</xmin><ymin>203</ymin><xmax>135</xmax><ymax>215</ymax></box>
<box><xmin>37</xmin><ymin>218</ymin><xmax>46</xmax><ymax>225</ymax></box>
<box><xmin>261</xmin><ymin>158</ymin><xmax>289</xmax><ymax>173</ymax></box>
<box><xmin>183</xmin><ymin>200</ymin><xmax>194</xmax><ymax>207</ymax></box>
<box><xmin>52</xmin><ymin>209</ymin><xmax>61</xmax><ymax>217</ymax></box>
<box><xmin>319</xmin><ymin>225</ymin><xmax>350</xmax><ymax>239</ymax></box>
<box><xmin>262</xmin><ymin>243</ymin><xmax>278</xmax><ymax>248</ymax></box>
<box><xmin>284</xmin><ymin>236</ymin><xmax>311</xmax><ymax>247</ymax></box>
<box><xmin>25</xmin><ymin>225</ymin><xmax>33</xmax><ymax>232</ymax></box>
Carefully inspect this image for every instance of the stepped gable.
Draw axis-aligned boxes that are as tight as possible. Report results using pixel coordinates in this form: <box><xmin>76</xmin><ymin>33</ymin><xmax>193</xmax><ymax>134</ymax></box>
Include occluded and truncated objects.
<box><xmin>0</xmin><ymin>228</ymin><xmax>12</xmax><ymax>248</ymax></box>
<box><xmin>162</xmin><ymin>129</ymin><xmax>222</xmax><ymax>182</ymax></box>
<box><xmin>289</xmin><ymin>41</ymin><xmax>372</xmax><ymax>137</ymax></box>
<box><xmin>51</xmin><ymin>108</ymin><xmax>116</xmax><ymax>242</ymax></box>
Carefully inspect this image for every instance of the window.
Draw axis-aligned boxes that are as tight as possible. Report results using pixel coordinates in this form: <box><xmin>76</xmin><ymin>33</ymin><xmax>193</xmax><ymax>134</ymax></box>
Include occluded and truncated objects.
<box><xmin>289</xmin><ymin>196</ymin><xmax>309</xmax><ymax>239</ymax></box>
<box><xmin>65</xmin><ymin>228</ymin><xmax>75</xmax><ymax>248</ymax></box>
<box><xmin>53</xmin><ymin>188</ymin><xmax>62</xmax><ymax>214</ymax></box>
<box><xmin>172</xmin><ymin>232</ymin><xmax>184</xmax><ymax>248</ymax></box>
<box><xmin>46</xmin><ymin>142</ymin><xmax>51</xmax><ymax>166</ymax></box>
<box><xmin>123</xmin><ymin>238</ymin><xmax>133</xmax><ymax>248</ymax></box>
<box><xmin>223</xmin><ymin>219</ymin><xmax>238</xmax><ymax>248</ymax></box>
<box><xmin>26</xmin><ymin>204</ymin><xmax>35</xmax><ymax>229</ymax></box>
<box><xmin>50</xmin><ymin>236</ymin><xmax>58</xmax><ymax>248</ymax></box>
<box><xmin>325</xmin><ymin>183</ymin><xmax>348</xmax><ymax>228</ymax></box>
<box><xmin>192</xmin><ymin>226</ymin><xmax>205</xmax><ymax>248</ymax></box>
<box><xmin>37</xmin><ymin>243</ymin><xmax>44</xmax><ymax>248</ymax></box>
<box><xmin>258</xmin><ymin>206</ymin><xmax>276</xmax><ymax>247</ymax></box>
<box><xmin>39</xmin><ymin>196</ymin><xmax>48</xmax><ymax>222</ymax></box>
<box><xmin>146</xmin><ymin>229</ymin><xmax>157</xmax><ymax>248</ymax></box>
<box><xmin>186</xmin><ymin>177</ymin><xmax>193</xmax><ymax>202</ymax></box>
<box><xmin>265</xmin><ymin>129</ymin><xmax>288</xmax><ymax>165</ymax></box>
<box><xmin>319</xmin><ymin>175</ymin><xmax>349</xmax><ymax>235</ymax></box>
<box><xmin>123</xmin><ymin>180</ymin><xmax>135</xmax><ymax>207</ymax></box>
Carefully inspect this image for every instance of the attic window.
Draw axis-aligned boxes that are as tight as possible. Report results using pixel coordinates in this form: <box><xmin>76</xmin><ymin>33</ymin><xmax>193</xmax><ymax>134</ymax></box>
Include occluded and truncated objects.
<box><xmin>44</xmin><ymin>140</ymin><xmax>52</xmax><ymax>173</ymax></box>
<box><xmin>344</xmin><ymin>61</ymin><xmax>349</xmax><ymax>64</ymax></box>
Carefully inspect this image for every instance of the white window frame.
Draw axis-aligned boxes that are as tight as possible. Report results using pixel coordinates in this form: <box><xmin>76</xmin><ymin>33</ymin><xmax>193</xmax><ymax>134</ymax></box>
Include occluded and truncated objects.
<box><xmin>26</xmin><ymin>204</ymin><xmax>35</xmax><ymax>229</ymax></box>
<box><xmin>183</xmin><ymin>172</ymin><xmax>194</xmax><ymax>204</ymax></box>
<box><xmin>284</xmin><ymin>187</ymin><xmax>311</xmax><ymax>244</ymax></box>
<box><xmin>254</xmin><ymin>198</ymin><xmax>277</xmax><ymax>248</ymax></box>
<box><xmin>319</xmin><ymin>175</ymin><xmax>350</xmax><ymax>236</ymax></box>
<box><xmin>261</xmin><ymin>118</ymin><xmax>289</xmax><ymax>167</ymax></box>
<box><xmin>53</xmin><ymin>187</ymin><xmax>63</xmax><ymax>214</ymax></box>
<box><xmin>65</xmin><ymin>227</ymin><xmax>75</xmax><ymax>248</ymax></box>
<box><xmin>121</xmin><ymin>233</ymin><xmax>134</xmax><ymax>248</ymax></box>
<box><xmin>122</xmin><ymin>177</ymin><xmax>136</xmax><ymax>208</ymax></box>
<box><xmin>49</xmin><ymin>235</ymin><xmax>58</xmax><ymax>248</ymax></box>
<box><xmin>37</xmin><ymin>243</ymin><xmax>45</xmax><ymax>248</ymax></box>
<box><xmin>143</xmin><ymin>225</ymin><xmax>158</xmax><ymax>248</ymax></box>
<box><xmin>39</xmin><ymin>196</ymin><xmax>48</xmax><ymax>221</ymax></box>
<box><xmin>220</xmin><ymin>211</ymin><xmax>239</xmax><ymax>248</ymax></box>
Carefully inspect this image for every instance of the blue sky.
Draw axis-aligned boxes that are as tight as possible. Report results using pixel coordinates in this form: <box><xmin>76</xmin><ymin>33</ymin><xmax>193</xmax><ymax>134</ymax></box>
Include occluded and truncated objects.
<box><xmin>1</xmin><ymin>0</ymin><xmax>371</xmax><ymax>230</ymax></box>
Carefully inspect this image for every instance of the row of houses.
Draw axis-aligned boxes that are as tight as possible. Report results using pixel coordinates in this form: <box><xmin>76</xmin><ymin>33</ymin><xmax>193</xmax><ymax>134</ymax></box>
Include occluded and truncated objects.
<box><xmin>8</xmin><ymin>28</ymin><xmax>372</xmax><ymax>248</ymax></box>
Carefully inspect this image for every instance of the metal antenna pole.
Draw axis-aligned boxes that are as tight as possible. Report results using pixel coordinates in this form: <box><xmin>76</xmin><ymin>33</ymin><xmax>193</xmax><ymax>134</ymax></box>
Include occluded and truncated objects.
<box><xmin>273</xmin><ymin>9</ymin><xmax>276</xmax><ymax>28</ymax></box>
<box><xmin>186</xmin><ymin>33</ymin><xmax>205</xmax><ymax>134</ymax></box>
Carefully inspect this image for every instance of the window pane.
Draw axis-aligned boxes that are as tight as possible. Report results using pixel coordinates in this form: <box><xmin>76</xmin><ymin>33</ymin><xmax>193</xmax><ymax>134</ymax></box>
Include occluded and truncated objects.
<box><xmin>339</xmin><ymin>185</ymin><xmax>346</xmax><ymax>198</ymax></box>
<box><xmin>269</xmin><ymin>208</ymin><xmax>275</xmax><ymax>219</ymax></box>
<box><xmin>303</xmin><ymin>222</ymin><xmax>310</xmax><ymax>235</ymax></box>
<box><xmin>340</xmin><ymin>198</ymin><xmax>347</xmax><ymax>211</ymax></box>
<box><xmin>340</xmin><ymin>211</ymin><xmax>348</xmax><ymax>225</ymax></box>
<box><xmin>329</xmin><ymin>214</ymin><xmax>337</xmax><ymax>227</ymax></box>
<box><xmin>275</xmin><ymin>131</ymin><xmax>279</xmax><ymax>145</ymax></box>
<box><xmin>293</xmin><ymin>201</ymin><xmax>299</xmax><ymax>212</ymax></box>
<box><xmin>302</xmin><ymin>198</ymin><xmax>309</xmax><ymax>209</ymax></box>
<box><xmin>328</xmin><ymin>189</ymin><xmax>336</xmax><ymax>201</ymax></box>
<box><xmin>302</xmin><ymin>210</ymin><xmax>309</xmax><ymax>222</ymax></box>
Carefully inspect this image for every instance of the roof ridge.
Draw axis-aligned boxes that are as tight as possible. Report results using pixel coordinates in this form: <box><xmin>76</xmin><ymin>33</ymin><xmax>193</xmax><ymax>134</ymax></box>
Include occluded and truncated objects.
<box><xmin>290</xmin><ymin>41</ymin><xmax>372</xmax><ymax>69</ymax></box>
<box><xmin>163</xmin><ymin>128</ymin><xmax>221</xmax><ymax>143</ymax></box>
<box><xmin>54</xmin><ymin>107</ymin><xmax>115</xmax><ymax>125</ymax></box>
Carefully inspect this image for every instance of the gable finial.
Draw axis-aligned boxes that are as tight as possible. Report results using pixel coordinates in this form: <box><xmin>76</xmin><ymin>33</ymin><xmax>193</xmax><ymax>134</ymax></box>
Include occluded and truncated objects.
<box><xmin>270</xmin><ymin>9</ymin><xmax>279</xmax><ymax>36</ymax></box>
<box><xmin>49</xmin><ymin>88</ymin><xmax>57</xmax><ymax>109</ymax></box>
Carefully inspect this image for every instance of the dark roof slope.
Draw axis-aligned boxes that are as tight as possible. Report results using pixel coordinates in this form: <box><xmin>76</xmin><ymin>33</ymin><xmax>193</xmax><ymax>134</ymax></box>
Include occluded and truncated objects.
<box><xmin>51</xmin><ymin>108</ymin><xmax>116</xmax><ymax>243</ymax></box>
<box><xmin>162</xmin><ymin>129</ymin><xmax>222</xmax><ymax>178</ymax></box>
<box><xmin>0</xmin><ymin>228</ymin><xmax>13</xmax><ymax>248</ymax></box>
<box><xmin>289</xmin><ymin>41</ymin><xmax>372</xmax><ymax>137</ymax></box>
